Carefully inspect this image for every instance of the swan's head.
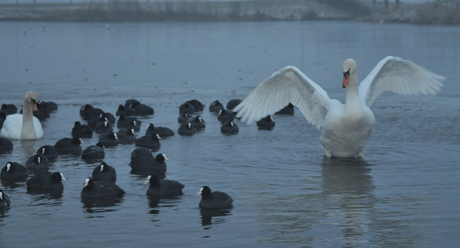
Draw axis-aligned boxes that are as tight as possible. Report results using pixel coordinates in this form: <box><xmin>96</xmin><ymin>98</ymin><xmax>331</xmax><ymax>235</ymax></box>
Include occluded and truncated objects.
<box><xmin>25</xmin><ymin>91</ymin><xmax>38</xmax><ymax>111</ymax></box>
<box><xmin>342</xmin><ymin>58</ymin><xmax>357</xmax><ymax>89</ymax></box>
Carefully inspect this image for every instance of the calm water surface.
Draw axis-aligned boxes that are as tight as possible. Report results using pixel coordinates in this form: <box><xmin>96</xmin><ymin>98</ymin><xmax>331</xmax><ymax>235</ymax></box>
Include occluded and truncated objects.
<box><xmin>0</xmin><ymin>21</ymin><xmax>459</xmax><ymax>247</ymax></box>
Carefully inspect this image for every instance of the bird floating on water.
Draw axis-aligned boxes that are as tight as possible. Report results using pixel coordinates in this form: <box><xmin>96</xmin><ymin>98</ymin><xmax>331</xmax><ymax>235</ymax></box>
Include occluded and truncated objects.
<box><xmin>233</xmin><ymin>56</ymin><xmax>445</xmax><ymax>158</ymax></box>
<box><xmin>0</xmin><ymin>91</ymin><xmax>44</xmax><ymax>140</ymax></box>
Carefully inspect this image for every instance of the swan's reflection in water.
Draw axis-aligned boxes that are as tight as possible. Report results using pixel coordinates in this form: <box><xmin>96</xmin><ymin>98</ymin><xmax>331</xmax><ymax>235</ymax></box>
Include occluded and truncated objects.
<box><xmin>256</xmin><ymin>157</ymin><xmax>376</xmax><ymax>245</ymax></box>
<box><xmin>19</xmin><ymin>140</ymin><xmax>37</xmax><ymax>157</ymax></box>
<box><xmin>320</xmin><ymin>157</ymin><xmax>375</xmax><ymax>245</ymax></box>
<box><xmin>257</xmin><ymin>157</ymin><xmax>417</xmax><ymax>246</ymax></box>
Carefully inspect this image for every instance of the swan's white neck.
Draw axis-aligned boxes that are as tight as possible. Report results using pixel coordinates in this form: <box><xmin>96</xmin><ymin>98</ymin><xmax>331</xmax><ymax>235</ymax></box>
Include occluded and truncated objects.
<box><xmin>21</xmin><ymin>97</ymin><xmax>36</xmax><ymax>139</ymax></box>
<box><xmin>344</xmin><ymin>72</ymin><xmax>362</xmax><ymax>112</ymax></box>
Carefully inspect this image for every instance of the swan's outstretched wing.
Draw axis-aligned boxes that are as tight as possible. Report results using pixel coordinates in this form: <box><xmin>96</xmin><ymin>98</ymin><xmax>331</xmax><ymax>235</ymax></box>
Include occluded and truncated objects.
<box><xmin>359</xmin><ymin>56</ymin><xmax>445</xmax><ymax>108</ymax></box>
<box><xmin>234</xmin><ymin>66</ymin><xmax>331</xmax><ymax>128</ymax></box>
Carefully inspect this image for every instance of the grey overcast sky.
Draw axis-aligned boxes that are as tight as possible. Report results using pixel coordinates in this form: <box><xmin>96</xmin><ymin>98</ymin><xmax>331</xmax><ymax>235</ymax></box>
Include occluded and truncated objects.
<box><xmin>0</xmin><ymin>0</ymin><xmax>438</xmax><ymax>4</ymax></box>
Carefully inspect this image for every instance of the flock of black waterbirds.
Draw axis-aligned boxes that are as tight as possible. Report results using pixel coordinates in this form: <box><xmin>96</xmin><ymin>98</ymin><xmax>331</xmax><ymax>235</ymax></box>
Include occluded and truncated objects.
<box><xmin>0</xmin><ymin>98</ymin><xmax>295</xmax><ymax>213</ymax></box>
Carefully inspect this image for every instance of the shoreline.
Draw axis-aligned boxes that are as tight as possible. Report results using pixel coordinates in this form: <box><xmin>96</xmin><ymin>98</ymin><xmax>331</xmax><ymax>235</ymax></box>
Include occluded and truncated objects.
<box><xmin>0</xmin><ymin>0</ymin><xmax>459</xmax><ymax>25</ymax></box>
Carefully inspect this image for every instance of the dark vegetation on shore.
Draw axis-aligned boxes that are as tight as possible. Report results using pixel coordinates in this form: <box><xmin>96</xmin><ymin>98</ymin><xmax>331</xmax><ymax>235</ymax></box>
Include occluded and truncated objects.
<box><xmin>361</xmin><ymin>0</ymin><xmax>460</xmax><ymax>25</ymax></box>
<box><xmin>0</xmin><ymin>0</ymin><xmax>459</xmax><ymax>25</ymax></box>
<box><xmin>0</xmin><ymin>0</ymin><xmax>363</xmax><ymax>22</ymax></box>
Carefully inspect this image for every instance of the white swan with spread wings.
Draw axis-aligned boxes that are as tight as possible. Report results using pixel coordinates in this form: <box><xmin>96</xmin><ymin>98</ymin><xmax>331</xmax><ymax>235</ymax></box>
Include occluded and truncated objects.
<box><xmin>233</xmin><ymin>56</ymin><xmax>445</xmax><ymax>158</ymax></box>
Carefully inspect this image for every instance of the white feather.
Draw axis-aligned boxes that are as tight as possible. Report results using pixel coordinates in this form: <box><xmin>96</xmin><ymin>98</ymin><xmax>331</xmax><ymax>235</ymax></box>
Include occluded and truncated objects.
<box><xmin>0</xmin><ymin>113</ymin><xmax>43</xmax><ymax>140</ymax></box>
<box><xmin>359</xmin><ymin>56</ymin><xmax>445</xmax><ymax>107</ymax></box>
<box><xmin>233</xmin><ymin>57</ymin><xmax>445</xmax><ymax>157</ymax></box>
<box><xmin>234</xmin><ymin>66</ymin><xmax>330</xmax><ymax>128</ymax></box>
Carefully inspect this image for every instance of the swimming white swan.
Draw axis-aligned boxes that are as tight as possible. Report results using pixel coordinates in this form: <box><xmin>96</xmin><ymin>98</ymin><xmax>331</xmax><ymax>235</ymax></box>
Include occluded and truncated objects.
<box><xmin>233</xmin><ymin>56</ymin><xmax>445</xmax><ymax>158</ymax></box>
<box><xmin>0</xmin><ymin>91</ymin><xmax>44</xmax><ymax>140</ymax></box>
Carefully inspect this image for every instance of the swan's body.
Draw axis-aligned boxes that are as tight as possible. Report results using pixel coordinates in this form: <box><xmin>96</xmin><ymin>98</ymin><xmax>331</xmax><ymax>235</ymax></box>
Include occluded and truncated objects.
<box><xmin>0</xmin><ymin>91</ymin><xmax>44</xmax><ymax>140</ymax></box>
<box><xmin>234</xmin><ymin>56</ymin><xmax>445</xmax><ymax>158</ymax></box>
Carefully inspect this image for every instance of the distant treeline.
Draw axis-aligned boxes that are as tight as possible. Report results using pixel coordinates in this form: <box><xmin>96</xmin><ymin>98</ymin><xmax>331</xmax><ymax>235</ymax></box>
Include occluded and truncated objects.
<box><xmin>0</xmin><ymin>0</ymin><xmax>458</xmax><ymax>25</ymax></box>
<box><xmin>362</xmin><ymin>0</ymin><xmax>460</xmax><ymax>25</ymax></box>
<box><xmin>0</xmin><ymin>0</ymin><xmax>369</xmax><ymax>22</ymax></box>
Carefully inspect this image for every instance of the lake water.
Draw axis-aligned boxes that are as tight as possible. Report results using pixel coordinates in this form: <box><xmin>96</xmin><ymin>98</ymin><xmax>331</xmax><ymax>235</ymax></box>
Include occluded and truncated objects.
<box><xmin>0</xmin><ymin>20</ymin><xmax>459</xmax><ymax>247</ymax></box>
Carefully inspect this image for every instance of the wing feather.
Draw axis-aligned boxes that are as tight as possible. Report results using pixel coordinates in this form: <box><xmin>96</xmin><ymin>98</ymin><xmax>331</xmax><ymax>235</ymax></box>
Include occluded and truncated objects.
<box><xmin>234</xmin><ymin>66</ymin><xmax>331</xmax><ymax>128</ymax></box>
<box><xmin>359</xmin><ymin>56</ymin><xmax>445</xmax><ymax>107</ymax></box>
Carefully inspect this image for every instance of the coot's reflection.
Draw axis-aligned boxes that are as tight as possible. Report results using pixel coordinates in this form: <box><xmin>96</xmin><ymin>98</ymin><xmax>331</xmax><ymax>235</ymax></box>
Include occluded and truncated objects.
<box><xmin>200</xmin><ymin>208</ymin><xmax>232</xmax><ymax>227</ymax></box>
<box><xmin>27</xmin><ymin>188</ymin><xmax>64</xmax><ymax>199</ymax></box>
<box><xmin>0</xmin><ymin>207</ymin><xmax>9</xmax><ymax>217</ymax></box>
<box><xmin>130</xmin><ymin>170</ymin><xmax>166</xmax><ymax>179</ymax></box>
<box><xmin>146</xmin><ymin>196</ymin><xmax>183</xmax><ymax>215</ymax></box>
<box><xmin>81</xmin><ymin>197</ymin><xmax>124</xmax><ymax>211</ymax></box>
<box><xmin>1</xmin><ymin>178</ymin><xmax>27</xmax><ymax>188</ymax></box>
<box><xmin>148</xmin><ymin>197</ymin><xmax>160</xmax><ymax>208</ymax></box>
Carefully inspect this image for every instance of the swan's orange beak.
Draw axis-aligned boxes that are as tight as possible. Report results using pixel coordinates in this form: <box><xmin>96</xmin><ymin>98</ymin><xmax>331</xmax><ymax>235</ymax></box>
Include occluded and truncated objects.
<box><xmin>342</xmin><ymin>70</ymin><xmax>350</xmax><ymax>88</ymax></box>
<box><xmin>31</xmin><ymin>99</ymin><xmax>38</xmax><ymax>111</ymax></box>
